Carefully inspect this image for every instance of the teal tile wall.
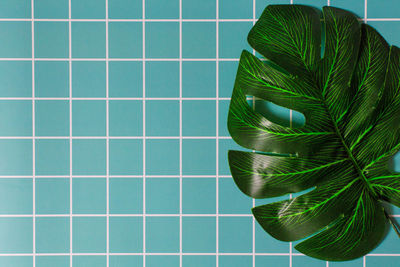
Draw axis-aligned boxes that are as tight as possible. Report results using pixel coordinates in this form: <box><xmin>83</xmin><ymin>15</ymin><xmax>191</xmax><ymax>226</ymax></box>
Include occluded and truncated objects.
<box><xmin>0</xmin><ymin>0</ymin><xmax>398</xmax><ymax>267</ymax></box>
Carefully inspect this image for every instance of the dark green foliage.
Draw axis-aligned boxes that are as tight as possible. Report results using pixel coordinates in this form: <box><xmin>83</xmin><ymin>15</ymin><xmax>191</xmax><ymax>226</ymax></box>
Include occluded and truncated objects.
<box><xmin>228</xmin><ymin>4</ymin><xmax>400</xmax><ymax>261</ymax></box>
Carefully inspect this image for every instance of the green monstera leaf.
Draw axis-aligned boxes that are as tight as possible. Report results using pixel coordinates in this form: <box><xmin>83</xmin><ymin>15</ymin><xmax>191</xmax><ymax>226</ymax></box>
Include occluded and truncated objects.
<box><xmin>227</xmin><ymin>4</ymin><xmax>400</xmax><ymax>261</ymax></box>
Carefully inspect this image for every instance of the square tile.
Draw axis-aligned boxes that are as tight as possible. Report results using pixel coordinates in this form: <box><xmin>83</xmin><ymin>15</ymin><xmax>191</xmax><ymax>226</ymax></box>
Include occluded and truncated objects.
<box><xmin>0</xmin><ymin>179</ymin><xmax>32</xmax><ymax>214</ymax></box>
<box><xmin>219</xmin><ymin>178</ymin><xmax>252</xmax><ymax>214</ymax></box>
<box><xmin>110</xmin><ymin>178</ymin><xmax>142</xmax><ymax>214</ymax></box>
<box><xmin>0</xmin><ymin>0</ymin><xmax>31</xmax><ymax>18</ymax></box>
<box><xmin>368</xmin><ymin>0</ymin><xmax>400</xmax><ymax>18</ymax></box>
<box><xmin>218</xmin><ymin>100</ymin><xmax>230</xmax><ymax>136</ymax></box>
<box><xmin>255</xmin><ymin>256</ymin><xmax>289</xmax><ymax>267</ymax></box>
<box><xmin>72</xmin><ymin>22</ymin><xmax>106</xmax><ymax>58</ymax></box>
<box><xmin>146</xmin><ymin>217</ymin><xmax>179</xmax><ymax>252</ymax></box>
<box><xmin>146</xmin><ymin>178</ymin><xmax>179</xmax><ymax>214</ymax></box>
<box><xmin>0</xmin><ymin>140</ymin><xmax>32</xmax><ymax>175</ymax></box>
<box><xmin>369</xmin><ymin>230</ymin><xmax>400</xmax><ymax>254</ymax></box>
<box><xmin>329</xmin><ymin>258</ymin><xmax>363</xmax><ymax>267</ymax></box>
<box><xmin>146</xmin><ymin>139</ymin><xmax>179</xmax><ymax>175</ymax></box>
<box><xmin>218</xmin><ymin>217</ymin><xmax>252</xmax><ymax>253</ymax></box>
<box><xmin>182</xmin><ymin>0</ymin><xmax>215</xmax><ymax>19</ymax></box>
<box><xmin>219</xmin><ymin>61</ymin><xmax>239</xmax><ymax>97</ymax></box>
<box><xmin>109</xmin><ymin>22</ymin><xmax>142</xmax><ymax>58</ymax></box>
<box><xmin>255</xmin><ymin>222</ymin><xmax>289</xmax><ymax>253</ymax></box>
<box><xmin>219</xmin><ymin>139</ymin><xmax>246</xmax><ymax>175</ymax></box>
<box><xmin>109</xmin><ymin>61</ymin><xmax>142</xmax><ymax>97</ymax></box>
<box><xmin>72</xmin><ymin>139</ymin><xmax>106</xmax><ymax>175</ymax></box>
<box><xmin>219</xmin><ymin>256</ymin><xmax>252</xmax><ymax>267</ymax></box>
<box><xmin>146</xmin><ymin>61</ymin><xmax>179</xmax><ymax>97</ymax></box>
<box><xmin>393</xmin><ymin>152</ymin><xmax>400</xmax><ymax>173</ymax></box>
<box><xmin>72</xmin><ymin>100</ymin><xmax>106</xmax><ymax>136</ymax></box>
<box><xmin>35</xmin><ymin>61</ymin><xmax>69</xmax><ymax>97</ymax></box>
<box><xmin>35</xmin><ymin>0</ymin><xmax>69</xmax><ymax>19</ymax></box>
<box><xmin>146</xmin><ymin>256</ymin><xmax>179</xmax><ymax>267</ymax></box>
<box><xmin>36</xmin><ymin>178</ymin><xmax>69</xmax><ymax>214</ymax></box>
<box><xmin>256</xmin><ymin>0</ymin><xmax>289</xmax><ymax>17</ymax></box>
<box><xmin>0</xmin><ymin>22</ymin><xmax>31</xmax><ymax>58</ymax></box>
<box><xmin>219</xmin><ymin>22</ymin><xmax>252</xmax><ymax>58</ymax></box>
<box><xmin>108</xmin><ymin>0</ymin><xmax>142</xmax><ymax>19</ymax></box>
<box><xmin>146</xmin><ymin>100</ymin><xmax>179</xmax><ymax>136</ymax></box>
<box><xmin>35</xmin><ymin>217</ymin><xmax>69</xmax><ymax>253</ymax></box>
<box><xmin>109</xmin><ymin>100</ymin><xmax>142</xmax><ymax>136</ymax></box>
<box><xmin>145</xmin><ymin>0</ymin><xmax>179</xmax><ymax>19</ymax></box>
<box><xmin>0</xmin><ymin>100</ymin><xmax>31</xmax><ymax>136</ymax></box>
<box><xmin>182</xmin><ymin>139</ymin><xmax>216</xmax><ymax>175</ymax></box>
<box><xmin>182</xmin><ymin>256</ymin><xmax>216</xmax><ymax>267</ymax></box>
<box><xmin>109</xmin><ymin>139</ymin><xmax>143</xmax><ymax>175</ymax></box>
<box><xmin>292</xmin><ymin>0</ymin><xmax>325</xmax><ymax>8</ymax></box>
<box><xmin>368</xmin><ymin>21</ymin><xmax>400</xmax><ymax>46</ymax></box>
<box><xmin>110</xmin><ymin>256</ymin><xmax>142</xmax><ymax>267</ymax></box>
<box><xmin>329</xmin><ymin>0</ymin><xmax>364</xmax><ymax>18</ymax></box>
<box><xmin>219</xmin><ymin>0</ymin><xmax>252</xmax><ymax>19</ymax></box>
<box><xmin>73</xmin><ymin>178</ymin><xmax>106</xmax><ymax>214</ymax></box>
<box><xmin>73</xmin><ymin>256</ymin><xmax>106</xmax><ymax>267</ymax></box>
<box><xmin>182</xmin><ymin>22</ymin><xmax>216</xmax><ymax>58</ymax></box>
<box><xmin>72</xmin><ymin>61</ymin><xmax>106</xmax><ymax>97</ymax></box>
<box><xmin>182</xmin><ymin>178</ymin><xmax>216</xmax><ymax>214</ymax></box>
<box><xmin>292</xmin><ymin>256</ymin><xmax>326</xmax><ymax>267</ymax></box>
<box><xmin>0</xmin><ymin>61</ymin><xmax>31</xmax><ymax>97</ymax></box>
<box><xmin>35</xmin><ymin>139</ymin><xmax>69</xmax><ymax>175</ymax></box>
<box><xmin>0</xmin><ymin>257</ymin><xmax>32</xmax><ymax>267</ymax></box>
<box><xmin>109</xmin><ymin>217</ymin><xmax>143</xmax><ymax>253</ymax></box>
<box><xmin>36</xmin><ymin>256</ymin><xmax>70</xmax><ymax>267</ymax></box>
<box><xmin>35</xmin><ymin>22</ymin><xmax>69</xmax><ymax>58</ymax></box>
<box><xmin>182</xmin><ymin>100</ymin><xmax>216</xmax><ymax>136</ymax></box>
<box><xmin>182</xmin><ymin>61</ymin><xmax>216</xmax><ymax>98</ymax></box>
<box><xmin>35</xmin><ymin>100</ymin><xmax>69</xmax><ymax>136</ymax></box>
<box><xmin>145</xmin><ymin>22</ymin><xmax>179</xmax><ymax>58</ymax></box>
<box><xmin>71</xmin><ymin>0</ymin><xmax>105</xmax><ymax>19</ymax></box>
<box><xmin>0</xmin><ymin>218</ymin><xmax>32</xmax><ymax>253</ymax></box>
<box><xmin>182</xmin><ymin>217</ymin><xmax>216</xmax><ymax>252</ymax></box>
<box><xmin>73</xmin><ymin>217</ymin><xmax>106</xmax><ymax>253</ymax></box>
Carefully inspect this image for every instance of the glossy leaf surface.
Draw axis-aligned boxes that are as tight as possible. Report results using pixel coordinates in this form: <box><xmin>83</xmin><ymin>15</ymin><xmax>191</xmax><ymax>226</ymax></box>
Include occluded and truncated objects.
<box><xmin>228</xmin><ymin>4</ymin><xmax>400</xmax><ymax>261</ymax></box>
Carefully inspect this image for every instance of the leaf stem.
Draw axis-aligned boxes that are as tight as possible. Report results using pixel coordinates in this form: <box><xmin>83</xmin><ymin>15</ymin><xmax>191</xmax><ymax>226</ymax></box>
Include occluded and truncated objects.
<box><xmin>385</xmin><ymin>211</ymin><xmax>400</xmax><ymax>238</ymax></box>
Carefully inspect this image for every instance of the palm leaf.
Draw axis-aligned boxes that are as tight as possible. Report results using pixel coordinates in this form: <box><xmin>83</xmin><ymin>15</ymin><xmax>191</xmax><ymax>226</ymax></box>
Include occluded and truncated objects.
<box><xmin>228</xmin><ymin>4</ymin><xmax>400</xmax><ymax>261</ymax></box>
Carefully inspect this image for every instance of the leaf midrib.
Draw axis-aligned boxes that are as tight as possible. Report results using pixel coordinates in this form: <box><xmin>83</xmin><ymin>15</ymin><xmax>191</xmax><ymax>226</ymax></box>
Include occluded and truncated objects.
<box><xmin>321</xmin><ymin>100</ymin><xmax>378</xmax><ymax>199</ymax></box>
<box><xmin>312</xmin><ymin>12</ymin><xmax>378</xmax><ymax>199</ymax></box>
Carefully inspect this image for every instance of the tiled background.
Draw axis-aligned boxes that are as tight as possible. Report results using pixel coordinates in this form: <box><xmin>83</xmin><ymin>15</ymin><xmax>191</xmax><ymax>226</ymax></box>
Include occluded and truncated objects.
<box><xmin>0</xmin><ymin>0</ymin><xmax>399</xmax><ymax>267</ymax></box>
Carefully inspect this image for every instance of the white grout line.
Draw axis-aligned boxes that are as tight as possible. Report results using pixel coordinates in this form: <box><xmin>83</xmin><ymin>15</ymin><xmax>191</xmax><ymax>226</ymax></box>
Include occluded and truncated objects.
<box><xmin>0</xmin><ymin>174</ymin><xmax>236</xmax><ymax>178</ymax></box>
<box><xmin>216</xmin><ymin>0</ymin><xmax>220</xmax><ymax>265</ymax></box>
<box><xmin>0</xmin><ymin>18</ymin><xmax>255</xmax><ymax>22</ymax></box>
<box><xmin>105</xmin><ymin>0</ymin><xmax>110</xmax><ymax>266</ymax></box>
<box><xmin>0</xmin><ymin>252</ymin><xmax>396</xmax><ymax>257</ymax></box>
<box><xmin>0</xmin><ymin>17</ymin><xmax>399</xmax><ymax>22</ymax></box>
<box><xmin>0</xmin><ymin>136</ymin><xmax>232</xmax><ymax>139</ymax></box>
<box><xmin>31</xmin><ymin>1</ymin><xmax>35</xmax><ymax>266</ymax></box>
<box><xmin>179</xmin><ymin>0</ymin><xmax>183</xmax><ymax>265</ymax></box>
<box><xmin>0</xmin><ymin>97</ymin><xmax>235</xmax><ymax>100</ymax></box>
<box><xmin>68</xmin><ymin>0</ymin><xmax>73</xmax><ymax>266</ymax></box>
<box><xmin>0</xmin><ymin>57</ymin><xmax>240</xmax><ymax>61</ymax></box>
<box><xmin>0</xmin><ymin>214</ymin><xmax>254</xmax><ymax>218</ymax></box>
<box><xmin>142</xmin><ymin>0</ymin><xmax>146</xmax><ymax>265</ymax></box>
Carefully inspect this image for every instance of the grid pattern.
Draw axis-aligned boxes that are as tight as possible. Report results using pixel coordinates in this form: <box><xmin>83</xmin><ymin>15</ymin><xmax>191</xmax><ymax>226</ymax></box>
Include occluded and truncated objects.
<box><xmin>0</xmin><ymin>0</ymin><xmax>400</xmax><ymax>267</ymax></box>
